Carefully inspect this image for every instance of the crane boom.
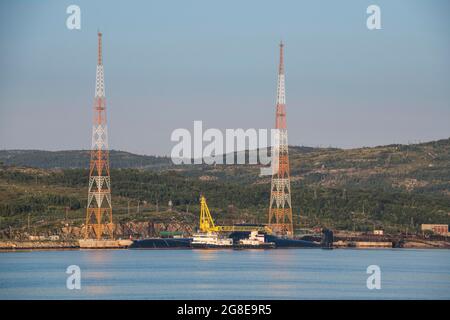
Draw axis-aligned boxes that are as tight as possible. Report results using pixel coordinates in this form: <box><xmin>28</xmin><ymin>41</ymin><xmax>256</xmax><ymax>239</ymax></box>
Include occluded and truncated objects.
<box><xmin>199</xmin><ymin>196</ymin><xmax>272</xmax><ymax>234</ymax></box>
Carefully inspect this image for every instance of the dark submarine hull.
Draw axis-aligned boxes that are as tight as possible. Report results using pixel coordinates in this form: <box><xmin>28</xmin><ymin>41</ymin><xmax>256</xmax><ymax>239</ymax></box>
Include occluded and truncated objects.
<box><xmin>265</xmin><ymin>235</ymin><xmax>320</xmax><ymax>248</ymax></box>
<box><xmin>129</xmin><ymin>238</ymin><xmax>192</xmax><ymax>249</ymax></box>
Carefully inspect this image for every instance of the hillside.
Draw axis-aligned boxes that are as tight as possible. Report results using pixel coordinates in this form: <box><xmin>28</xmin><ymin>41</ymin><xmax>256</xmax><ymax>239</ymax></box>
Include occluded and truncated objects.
<box><xmin>0</xmin><ymin>138</ymin><xmax>449</xmax><ymax>239</ymax></box>
<box><xmin>172</xmin><ymin>138</ymin><xmax>450</xmax><ymax>196</ymax></box>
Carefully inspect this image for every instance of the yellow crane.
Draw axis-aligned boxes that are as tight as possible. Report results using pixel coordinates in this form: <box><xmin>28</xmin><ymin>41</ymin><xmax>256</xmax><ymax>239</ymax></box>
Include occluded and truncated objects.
<box><xmin>199</xmin><ymin>196</ymin><xmax>272</xmax><ymax>234</ymax></box>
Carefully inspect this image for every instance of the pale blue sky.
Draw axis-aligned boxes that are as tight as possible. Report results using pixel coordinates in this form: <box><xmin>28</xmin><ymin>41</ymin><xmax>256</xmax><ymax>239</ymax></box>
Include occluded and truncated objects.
<box><xmin>0</xmin><ymin>0</ymin><xmax>449</xmax><ymax>155</ymax></box>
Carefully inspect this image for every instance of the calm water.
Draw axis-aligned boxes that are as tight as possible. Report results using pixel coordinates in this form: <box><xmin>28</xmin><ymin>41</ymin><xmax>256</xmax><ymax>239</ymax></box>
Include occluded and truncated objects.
<box><xmin>0</xmin><ymin>249</ymin><xmax>449</xmax><ymax>299</ymax></box>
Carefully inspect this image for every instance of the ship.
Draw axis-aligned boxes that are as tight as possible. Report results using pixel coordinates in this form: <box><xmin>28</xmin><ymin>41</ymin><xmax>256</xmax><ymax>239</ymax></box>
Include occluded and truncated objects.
<box><xmin>234</xmin><ymin>231</ymin><xmax>275</xmax><ymax>249</ymax></box>
<box><xmin>191</xmin><ymin>232</ymin><xmax>233</xmax><ymax>248</ymax></box>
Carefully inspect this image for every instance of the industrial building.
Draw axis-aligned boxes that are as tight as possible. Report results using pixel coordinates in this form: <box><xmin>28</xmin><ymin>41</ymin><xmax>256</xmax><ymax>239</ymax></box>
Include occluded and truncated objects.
<box><xmin>421</xmin><ymin>224</ymin><xmax>449</xmax><ymax>236</ymax></box>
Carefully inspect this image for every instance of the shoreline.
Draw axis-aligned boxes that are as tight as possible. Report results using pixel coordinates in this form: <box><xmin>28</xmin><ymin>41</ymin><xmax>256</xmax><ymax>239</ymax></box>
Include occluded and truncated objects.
<box><xmin>1</xmin><ymin>240</ymin><xmax>449</xmax><ymax>251</ymax></box>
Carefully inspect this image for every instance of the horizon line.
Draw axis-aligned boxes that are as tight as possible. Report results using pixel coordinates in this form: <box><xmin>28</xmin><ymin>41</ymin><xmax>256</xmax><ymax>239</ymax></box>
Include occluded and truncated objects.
<box><xmin>1</xmin><ymin>136</ymin><xmax>449</xmax><ymax>157</ymax></box>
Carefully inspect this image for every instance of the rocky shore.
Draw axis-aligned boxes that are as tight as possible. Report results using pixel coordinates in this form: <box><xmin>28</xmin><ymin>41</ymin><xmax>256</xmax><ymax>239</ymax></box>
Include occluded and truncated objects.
<box><xmin>1</xmin><ymin>221</ymin><xmax>193</xmax><ymax>241</ymax></box>
<box><xmin>0</xmin><ymin>240</ymin><xmax>79</xmax><ymax>250</ymax></box>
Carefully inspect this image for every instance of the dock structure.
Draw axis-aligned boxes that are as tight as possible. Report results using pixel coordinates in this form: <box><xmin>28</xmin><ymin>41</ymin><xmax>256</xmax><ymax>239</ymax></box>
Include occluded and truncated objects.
<box><xmin>78</xmin><ymin>239</ymin><xmax>132</xmax><ymax>249</ymax></box>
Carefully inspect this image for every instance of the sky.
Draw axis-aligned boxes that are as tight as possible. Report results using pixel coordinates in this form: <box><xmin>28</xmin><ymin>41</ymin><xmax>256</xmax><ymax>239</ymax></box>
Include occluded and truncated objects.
<box><xmin>0</xmin><ymin>0</ymin><xmax>449</xmax><ymax>156</ymax></box>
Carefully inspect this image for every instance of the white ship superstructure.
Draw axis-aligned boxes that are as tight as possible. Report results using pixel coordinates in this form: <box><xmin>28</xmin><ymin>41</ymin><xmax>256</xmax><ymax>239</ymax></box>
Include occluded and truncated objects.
<box><xmin>191</xmin><ymin>232</ymin><xmax>233</xmax><ymax>247</ymax></box>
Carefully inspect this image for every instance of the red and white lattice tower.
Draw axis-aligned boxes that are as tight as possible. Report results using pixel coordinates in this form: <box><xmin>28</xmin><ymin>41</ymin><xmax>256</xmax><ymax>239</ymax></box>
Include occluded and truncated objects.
<box><xmin>268</xmin><ymin>41</ymin><xmax>294</xmax><ymax>236</ymax></box>
<box><xmin>85</xmin><ymin>32</ymin><xmax>114</xmax><ymax>239</ymax></box>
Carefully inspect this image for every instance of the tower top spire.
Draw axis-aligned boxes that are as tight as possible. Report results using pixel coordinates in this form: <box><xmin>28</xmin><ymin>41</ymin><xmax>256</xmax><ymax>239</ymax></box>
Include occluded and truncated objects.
<box><xmin>97</xmin><ymin>32</ymin><xmax>102</xmax><ymax>66</ymax></box>
<box><xmin>276</xmin><ymin>41</ymin><xmax>286</xmax><ymax>106</ymax></box>
<box><xmin>278</xmin><ymin>41</ymin><xmax>284</xmax><ymax>75</ymax></box>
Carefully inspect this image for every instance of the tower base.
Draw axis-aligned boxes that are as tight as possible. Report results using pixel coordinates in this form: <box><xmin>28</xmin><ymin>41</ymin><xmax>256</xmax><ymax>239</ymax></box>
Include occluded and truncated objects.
<box><xmin>268</xmin><ymin>223</ymin><xmax>293</xmax><ymax>237</ymax></box>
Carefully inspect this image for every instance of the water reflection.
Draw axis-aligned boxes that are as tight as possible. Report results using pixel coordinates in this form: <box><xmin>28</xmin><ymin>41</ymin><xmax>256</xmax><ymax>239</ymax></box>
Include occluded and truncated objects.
<box><xmin>80</xmin><ymin>249</ymin><xmax>117</xmax><ymax>264</ymax></box>
<box><xmin>83</xmin><ymin>285</ymin><xmax>112</xmax><ymax>296</ymax></box>
<box><xmin>192</xmin><ymin>249</ymin><xmax>222</xmax><ymax>261</ymax></box>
